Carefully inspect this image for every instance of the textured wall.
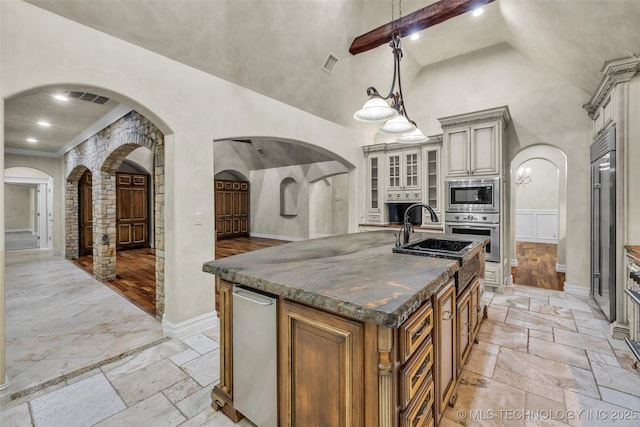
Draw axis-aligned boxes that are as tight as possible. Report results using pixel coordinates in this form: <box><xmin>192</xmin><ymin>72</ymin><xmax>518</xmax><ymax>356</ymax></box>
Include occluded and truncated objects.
<box><xmin>515</xmin><ymin>158</ymin><xmax>559</xmax><ymax>210</ymax></box>
<box><xmin>4</xmin><ymin>184</ymin><xmax>32</xmax><ymax>230</ymax></box>
<box><xmin>403</xmin><ymin>43</ymin><xmax>591</xmax><ymax>289</ymax></box>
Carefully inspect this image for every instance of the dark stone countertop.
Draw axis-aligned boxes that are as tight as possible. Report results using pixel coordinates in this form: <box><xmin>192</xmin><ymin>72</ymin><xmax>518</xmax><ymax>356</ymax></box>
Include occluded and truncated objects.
<box><xmin>203</xmin><ymin>230</ymin><xmax>486</xmax><ymax>328</ymax></box>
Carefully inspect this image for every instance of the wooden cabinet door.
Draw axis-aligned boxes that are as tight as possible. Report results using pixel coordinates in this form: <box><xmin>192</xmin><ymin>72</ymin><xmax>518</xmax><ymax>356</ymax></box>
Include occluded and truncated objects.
<box><xmin>445</xmin><ymin>127</ymin><xmax>469</xmax><ymax>177</ymax></box>
<box><xmin>116</xmin><ymin>173</ymin><xmax>148</xmax><ymax>250</ymax></box>
<box><xmin>457</xmin><ymin>289</ymin><xmax>472</xmax><ymax>376</ymax></box>
<box><xmin>280</xmin><ymin>300</ymin><xmax>364</xmax><ymax>427</ymax></box>
<box><xmin>470</xmin><ymin>279</ymin><xmax>482</xmax><ymax>340</ymax></box>
<box><xmin>79</xmin><ymin>170</ymin><xmax>93</xmax><ymax>256</ymax></box>
<box><xmin>215</xmin><ymin>180</ymin><xmax>249</xmax><ymax>239</ymax></box>
<box><xmin>469</xmin><ymin>122</ymin><xmax>498</xmax><ymax>176</ymax></box>
<box><xmin>433</xmin><ymin>279</ymin><xmax>456</xmax><ymax>424</ymax></box>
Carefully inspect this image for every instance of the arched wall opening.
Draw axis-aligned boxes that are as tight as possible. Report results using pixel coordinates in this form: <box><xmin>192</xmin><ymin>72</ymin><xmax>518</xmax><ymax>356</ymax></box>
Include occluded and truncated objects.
<box><xmin>4</xmin><ymin>167</ymin><xmax>54</xmax><ymax>251</ymax></box>
<box><xmin>510</xmin><ymin>144</ymin><xmax>568</xmax><ymax>285</ymax></box>
<box><xmin>213</xmin><ymin>136</ymin><xmax>352</xmax><ymax>242</ymax></box>
<box><xmin>64</xmin><ymin>111</ymin><xmax>165</xmax><ymax>317</ymax></box>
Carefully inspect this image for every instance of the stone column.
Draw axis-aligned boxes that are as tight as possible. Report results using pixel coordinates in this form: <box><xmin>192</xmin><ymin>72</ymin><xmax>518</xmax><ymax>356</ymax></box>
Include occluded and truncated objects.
<box><xmin>65</xmin><ymin>181</ymin><xmax>79</xmax><ymax>259</ymax></box>
<box><xmin>154</xmin><ymin>143</ymin><xmax>165</xmax><ymax>317</ymax></box>
<box><xmin>93</xmin><ymin>170</ymin><xmax>117</xmax><ymax>281</ymax></box>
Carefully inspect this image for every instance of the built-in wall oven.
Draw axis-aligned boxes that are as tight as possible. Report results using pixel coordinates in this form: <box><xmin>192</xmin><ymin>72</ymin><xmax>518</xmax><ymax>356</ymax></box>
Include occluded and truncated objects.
<box><xmin>445</xmin><ymin>213</ymin><xmax>500</xmax><ymax>263</ymax></box>
<box><xmin>445</xmin><ymin>177</ymin><xmax>500</xmax><ymax>213</ymax></box>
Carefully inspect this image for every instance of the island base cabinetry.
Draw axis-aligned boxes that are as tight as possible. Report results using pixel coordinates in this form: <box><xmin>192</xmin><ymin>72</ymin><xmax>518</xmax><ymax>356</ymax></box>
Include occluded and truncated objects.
<box><xmin>212</xmin><ymin>276</ymin><xmax>483</xmax><ymax>426</ymax></box>
<box><xmin>280</xmin><ymin>300</ymin><xmax>366</xmax><ymax>426</ymax></box>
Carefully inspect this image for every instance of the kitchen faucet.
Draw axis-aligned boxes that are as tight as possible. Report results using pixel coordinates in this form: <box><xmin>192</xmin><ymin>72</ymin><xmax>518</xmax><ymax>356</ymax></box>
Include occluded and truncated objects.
<box><xmin>398</xmin><ymin>203</ymin><xmax>439</xmax><ymax>245</ymax></box>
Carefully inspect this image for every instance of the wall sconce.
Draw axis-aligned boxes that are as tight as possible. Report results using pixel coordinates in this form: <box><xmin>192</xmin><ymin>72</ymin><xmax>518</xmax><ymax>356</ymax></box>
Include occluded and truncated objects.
<box><xmin>516</xmin><ymin>167</ymin><xmax>532</xmax><ymax>188</ymax></box>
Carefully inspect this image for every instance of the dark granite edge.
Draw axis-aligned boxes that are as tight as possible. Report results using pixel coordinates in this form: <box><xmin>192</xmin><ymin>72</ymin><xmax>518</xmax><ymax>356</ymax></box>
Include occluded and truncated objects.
<box><xmin>203</xmin><ymin>262</ymin><xmax>458</xmax><ymax>328</ymax></box>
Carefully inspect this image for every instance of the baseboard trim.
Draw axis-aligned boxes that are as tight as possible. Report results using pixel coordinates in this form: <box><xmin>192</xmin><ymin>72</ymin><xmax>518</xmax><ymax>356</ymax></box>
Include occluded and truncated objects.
<box><xmin>249</xmin><ymin>232</ymin><xmax>305</xmax><ymax>242</ymax></box>
<box><xmin>506</xmin><ymin>274</ymin><xmax>513</xmax><ymax>286</ymax></box>
<box><xmin>556</xmin><ymin>263</ymin><xmax>566</xmax><ymax>273</ymax></box>
<box><xmin>162</xmin><ymin>311</ymin><xmax>219</xmax><ymax>339</ymax></box>
<box><xmin>511</xmin><ymin>259</ymin><xmax>518</xmax><ymax>267</ymax></box>
<box><xmin>563</xmin><ymin>283</ymin><xmax>590</xmax><ymax>296</ymax></box>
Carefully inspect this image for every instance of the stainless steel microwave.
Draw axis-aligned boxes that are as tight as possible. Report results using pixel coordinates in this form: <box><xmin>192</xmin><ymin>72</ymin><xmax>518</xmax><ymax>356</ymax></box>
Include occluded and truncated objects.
<box><xmin>445</xmin><ymin>177</ymin><xmax>500</xmax><ymax>213</ymax></box>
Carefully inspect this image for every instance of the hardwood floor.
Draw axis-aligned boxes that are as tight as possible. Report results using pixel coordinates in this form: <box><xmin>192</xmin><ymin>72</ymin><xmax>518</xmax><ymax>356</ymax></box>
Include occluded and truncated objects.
<box><xmin>511</xmin><ymin>241</ymin><xmax>565</xmax><ymax>291</ymax></box>
<box><xmin>72</xmin><ymin>248</ymin><xmax>156</xmax><ymax>316</ymax></box>
<box><xmin>215</xmin><ymin>236</ymin><xmax>287</xmax><ymax>259</ymax></box>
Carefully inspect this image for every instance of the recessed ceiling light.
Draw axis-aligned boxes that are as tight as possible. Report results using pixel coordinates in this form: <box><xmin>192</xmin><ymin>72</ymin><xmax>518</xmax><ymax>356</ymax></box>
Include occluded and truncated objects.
<box><xmin>53</xmin><ymin>94</ymin><xmax>69</xmax><ymax>101</ymax></box>
<box><xmin>472</xmin><ymin>7</ymin><xmax>484</xmax><ymax>17</ymax></box>
<box><xmin>410</xmin><ymin>33</ymin><xmax>420</xmax><ymax>41</ymax></box>
<box><xmin>27</xmin><ymin>137</ymin><xmax>38</xmax><ymax>143</ymax></box>
<box><xmin>37</xmin><ymin>121</ymin><xmax>51</xmax><ymax>127</ymax></box>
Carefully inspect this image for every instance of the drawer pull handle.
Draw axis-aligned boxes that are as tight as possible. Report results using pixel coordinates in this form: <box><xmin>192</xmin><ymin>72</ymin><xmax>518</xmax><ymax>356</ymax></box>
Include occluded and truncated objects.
<box><xmin>442</xmin><ymin>311</ymin><xmax>452</xmax><ymax>321</ymax></box>
<box><xmin>412</xmin><ymin>359</ymin><xmax>428</xmax><ymax>384</ymax></box>
<box><xmin>411</xmin><ymin>320</ymin><xmax>429</xmax><ymax>341</ymax></box>
<box><xmin>413</xmin><ymin>399</ymin><xmax>429</xmax><ymax>427</ymax></box>
<box><xmin>475</xmin><ymin>305</ymin><xmax>483</xmax><ymax>314</ymax></box>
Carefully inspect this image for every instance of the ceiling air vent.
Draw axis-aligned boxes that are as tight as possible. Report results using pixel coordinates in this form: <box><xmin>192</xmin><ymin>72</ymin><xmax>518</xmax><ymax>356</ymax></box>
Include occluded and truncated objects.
<box><xmin>322</xmin><ymin>52</ymin><xmax>339</xmax><ymax>74</ymax></box>
<box><xmin>66</xmin><ymin>91</ymin><xmax>110</xmax><ymax>105</ymax></box>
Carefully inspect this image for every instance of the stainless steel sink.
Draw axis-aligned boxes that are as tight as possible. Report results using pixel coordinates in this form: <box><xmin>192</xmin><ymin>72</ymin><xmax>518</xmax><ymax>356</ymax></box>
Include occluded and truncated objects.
<box><xmin>392</xmin><ymin>236</ymin><xmax>476</xmax><ymax>264</ymax></box>
<box><xmin>405</xmin><ymin>238</ymin><xmax>472</xmax><ymax>253</ymax></box>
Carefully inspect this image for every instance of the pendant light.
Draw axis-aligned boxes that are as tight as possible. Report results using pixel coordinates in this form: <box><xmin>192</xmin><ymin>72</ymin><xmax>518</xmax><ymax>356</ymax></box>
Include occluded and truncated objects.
<box><xmin>353</xmin><ymin>0</ymin><xmax>429</xmax><ymax>143</ymax></box>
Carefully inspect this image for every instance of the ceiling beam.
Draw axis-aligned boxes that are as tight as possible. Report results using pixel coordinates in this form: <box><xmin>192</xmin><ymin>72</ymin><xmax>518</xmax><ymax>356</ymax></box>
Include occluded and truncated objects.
<box><xmin>349</xmin><ymin>0</ymin><xmax>496</xmax><ymax>55</ymax></box>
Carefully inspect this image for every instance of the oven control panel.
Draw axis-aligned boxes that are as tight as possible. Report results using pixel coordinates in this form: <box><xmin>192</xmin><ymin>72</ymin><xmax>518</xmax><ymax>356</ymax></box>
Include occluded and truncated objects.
<box><xmin>444</xmin><ymin>212</ymin><xmax>499</xmax><ymax>224</ymax></box>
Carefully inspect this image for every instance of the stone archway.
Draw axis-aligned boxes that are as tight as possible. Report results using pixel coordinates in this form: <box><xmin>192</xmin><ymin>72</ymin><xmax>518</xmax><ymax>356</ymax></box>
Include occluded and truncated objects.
<box><xmin>65</xmin><ymin>111</ymin><xmax>166</xmax><ymax>317</ymax></box>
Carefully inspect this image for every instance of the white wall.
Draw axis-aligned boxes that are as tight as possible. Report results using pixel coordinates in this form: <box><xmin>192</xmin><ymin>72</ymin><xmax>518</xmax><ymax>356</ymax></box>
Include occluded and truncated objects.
<box><xmin>514</xmin><ymin>158</ymin><xmax>559</xmax><ymax>210</ymax></box>
<box><xmin>402</xmin><ymin>43</ymin><xmax>591</xmax><ymax>289</ymax></box>
<box><xmin>0</xmin><ymin>1</ymin><xmax>367</xmax><ymax>335</ymax></box>
<box><xmin>250</xmin><ymin>165</ymin><xmax>310</xmax><ymax>240</ymax></box>
<box><xmin>308</xmin><ymin>173</ymin><xmax>349</xmax><ymax>238</ymax></box>
<box><xmin>4</xmin><ymin>183</ymin><xmax>32</xmax><ymax>230</ymax></box>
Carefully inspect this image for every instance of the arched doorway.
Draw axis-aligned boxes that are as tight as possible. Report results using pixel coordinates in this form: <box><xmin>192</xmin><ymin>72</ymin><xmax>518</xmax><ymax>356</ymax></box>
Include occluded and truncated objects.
<box><xmin>510</xmin><ymin>145</ymin><xmax>567</xmax><ymax>290</ymax></box>
<box><xmin>4</xmin><ymin>167</ymin><xmax>54</xmax><ymax>251</ymax></box>
<box><xmin>65</xmin><ymin>111</ymin><xmax>165</xmax><ymax>317</ymax></box>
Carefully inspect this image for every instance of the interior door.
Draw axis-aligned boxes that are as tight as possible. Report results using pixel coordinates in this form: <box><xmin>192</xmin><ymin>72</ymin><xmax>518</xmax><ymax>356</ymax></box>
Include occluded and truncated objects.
<box><xmin>215</xmin><ymin>179</ymin><xmax>249</xmax><ymax>240</ymax></box>
<box><xmin>117</xmin><ymin>173</ymin><xmax>149</xmax><ymax>250</ymax></box>
<box><xmin>79</xmin><ymin>170</ymin><xmax>93</xmax><ymax>256</ymax></box>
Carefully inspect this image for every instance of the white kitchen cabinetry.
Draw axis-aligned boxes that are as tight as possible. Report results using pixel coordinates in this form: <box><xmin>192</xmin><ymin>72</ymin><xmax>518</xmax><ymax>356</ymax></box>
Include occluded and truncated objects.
<box><xmin>363</xmin><ymin>139</ymin><xmax>443</xmax><ymax>225</ymax></box>
<box><xmin>364</xmin><ymin>153</ymin><xmax>383</xmax><ymax>223</ymax></box>
<box><xmin>440</xmin><ymin>107</ymin><xmax>510</xmax><ymax>178</ymax></box>
<box><xmin>385</xmin><ymin>149</ymin><xmax>421</xmax><ymax>201</ymax></box>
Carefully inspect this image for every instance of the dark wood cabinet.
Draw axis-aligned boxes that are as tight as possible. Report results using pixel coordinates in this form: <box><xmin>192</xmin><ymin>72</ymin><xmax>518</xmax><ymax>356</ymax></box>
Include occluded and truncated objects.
<box><xmin>215</xmin><ymin>180</ymin><xmax>249</xmax><ymax>239</ymax></box>
<box><xmin>79</xmin><ymin>170</ymin><xmax>93</xmax><ymax>256</ymax></box>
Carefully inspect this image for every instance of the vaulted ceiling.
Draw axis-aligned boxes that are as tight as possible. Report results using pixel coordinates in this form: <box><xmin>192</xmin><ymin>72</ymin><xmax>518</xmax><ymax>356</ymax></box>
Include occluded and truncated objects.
<box><xmin>8</xmin><ymin>0</ymin><xmax>640</xmax><ymax>157</ymax></box>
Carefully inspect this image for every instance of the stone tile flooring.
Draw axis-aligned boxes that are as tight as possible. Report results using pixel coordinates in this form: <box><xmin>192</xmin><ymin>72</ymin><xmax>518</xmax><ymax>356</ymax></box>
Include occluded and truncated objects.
<box><xmin>3</xmin><ymin>250</ymin><xmax>163</xmax><ymax>399</ymax></box>
<box><xmin>2</xmin><ymin>250</ymin><xmax>640</xmax><ymax>426</ymax></box>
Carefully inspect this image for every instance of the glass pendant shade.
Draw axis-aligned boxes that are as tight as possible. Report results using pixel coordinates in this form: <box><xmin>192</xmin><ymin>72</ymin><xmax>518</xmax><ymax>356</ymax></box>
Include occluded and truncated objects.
<box><xmin>398</xmin><ymin>127</ymin><xmax>429</xmax><ymax>143</ymax></box>
<box><xmin>379</xmin><ymin>114</ymin><xmax>416</xmax><ymax>134</ymax></box>
<box><xmin>353</xmin><ymin>97</ymin><xmax>398</xmax><ymax>122</ymax></box>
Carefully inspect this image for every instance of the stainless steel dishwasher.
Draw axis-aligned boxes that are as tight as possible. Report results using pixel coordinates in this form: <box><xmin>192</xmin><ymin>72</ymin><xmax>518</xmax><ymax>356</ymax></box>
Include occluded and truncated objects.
<box><xmin>232</xmin><ymin>285</ymin><xmax>277</xmax><ymax>427</ymax></box>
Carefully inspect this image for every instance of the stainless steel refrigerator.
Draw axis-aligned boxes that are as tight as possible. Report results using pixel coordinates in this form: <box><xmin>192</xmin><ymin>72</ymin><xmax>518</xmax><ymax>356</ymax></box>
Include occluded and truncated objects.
<box><xmin>590</xmin><ymin>125</ymin><xmax>616</xmax><ymax>321</ymax></box>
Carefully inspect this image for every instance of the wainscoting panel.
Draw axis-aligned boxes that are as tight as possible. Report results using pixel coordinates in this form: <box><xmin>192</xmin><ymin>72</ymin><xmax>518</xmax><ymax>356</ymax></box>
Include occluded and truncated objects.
<box><xmin>515</xmin><ymin>209</ymin><xmax>558</xmax><ymax>243</ymax></box>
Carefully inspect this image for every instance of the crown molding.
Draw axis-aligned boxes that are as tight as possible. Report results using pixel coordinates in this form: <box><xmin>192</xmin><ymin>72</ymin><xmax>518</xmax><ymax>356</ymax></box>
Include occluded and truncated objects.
<box><xmin>4</xmin><ymin>147</ymin><xmax>60</xmax><ymax>158</ymax></box>
<box><xmin>583</xmin><ymin>56</ymin><xmax>640</xmax><ymax>117</ymax></box>
<box><xmin>438</xmin><ymin>105</ymin><xmax>511</xmax><ymax>129</ymax></box>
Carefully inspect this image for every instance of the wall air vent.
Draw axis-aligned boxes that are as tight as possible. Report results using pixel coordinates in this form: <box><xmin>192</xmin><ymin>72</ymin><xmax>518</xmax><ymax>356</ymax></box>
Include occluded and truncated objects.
<box><xmin>322</xmin><ymin>52</ymin><xmax>339</xmax><ymax>74</ymax></box>
<box><xmin>66</xmin><ymin>91</ymin><xmax>110</xmax><ymax>105</ymax></box>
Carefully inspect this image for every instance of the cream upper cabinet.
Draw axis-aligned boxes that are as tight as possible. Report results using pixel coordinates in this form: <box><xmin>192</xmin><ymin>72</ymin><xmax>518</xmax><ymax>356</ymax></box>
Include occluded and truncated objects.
<box><xmin>440</xmin><ymin>106</ymin><xmax>510</xmax><ymax>178</ymax></box>
<box><xmin>470</xmin><ymin>122</ymin><xmax>499</xmax><ymax>175</ymax></box>
<box><xmin>362</xmin><ymin>139</ymin><xmax>443</xmax><ymax>223</ymax></box>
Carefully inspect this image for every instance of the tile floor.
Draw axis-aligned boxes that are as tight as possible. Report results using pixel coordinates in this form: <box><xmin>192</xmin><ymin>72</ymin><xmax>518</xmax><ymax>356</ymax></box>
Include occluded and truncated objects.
<box><xmin>2</xmin><ymin>250</ymin><xmax>640</xmax><ymax>426</ymax></box>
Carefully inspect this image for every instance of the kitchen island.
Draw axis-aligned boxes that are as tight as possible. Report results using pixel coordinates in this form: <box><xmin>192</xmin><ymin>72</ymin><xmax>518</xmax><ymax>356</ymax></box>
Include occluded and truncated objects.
<box><xmin>203</xmin><ymin>230</ymin><xmax>488</xmax><ymax>426</ymax></box>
